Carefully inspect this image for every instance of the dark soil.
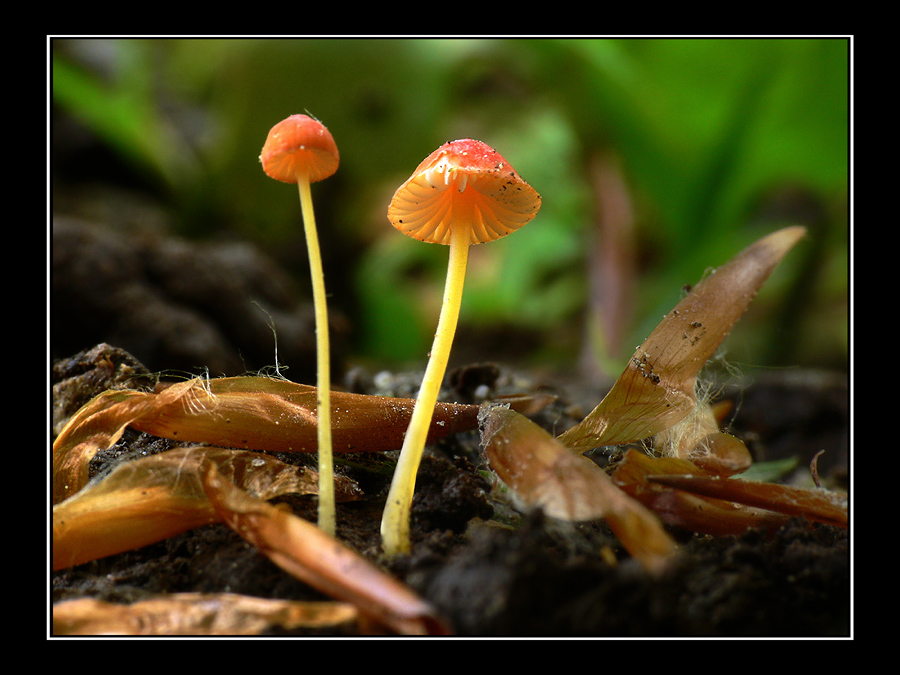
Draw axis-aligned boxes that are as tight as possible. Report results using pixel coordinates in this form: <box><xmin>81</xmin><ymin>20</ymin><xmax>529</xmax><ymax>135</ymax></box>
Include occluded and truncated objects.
<box><xmin>51</xmin><ymin>343</ymin><xmax>850</xmax><ymax>637</ymax></box>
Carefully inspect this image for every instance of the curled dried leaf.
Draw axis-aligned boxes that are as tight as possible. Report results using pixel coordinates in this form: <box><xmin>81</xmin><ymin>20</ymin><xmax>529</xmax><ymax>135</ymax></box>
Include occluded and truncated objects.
<box><xmin>53</xmin><ymin>593</ymin><xmax>359</xmax><ymax>636</ymax></box>
<box><xmin>53</xmin><ymin>388</ymin><xmax>154</xmax><ymax>504</ymax></box>
<box><xmin>558</xmin><ymin>226</ymin><xmax>807</xmax><ymax>453</ymax></box>
<box><xmin>132</xmin><ymin>376</ymin><xmax>484</xmax><ymax>454</ymax></box>
<box><xmin>52</xmin><ymin>446</ymin><xmax>361</xmax><ymax>570</ymax></box>
<box><xmin>479</xmin><ymin>404</ymin><xmax>677</xmax><ymax>575</ymax></box>
<box><xmin>200</xmin><ymin>462</ymin><xmax>451</xmax><ymax>636</ymax></box>
<box><xmin>54</xmin><ymin>376</ymin><xmax>549</xmax><ymax>503</ymax></box>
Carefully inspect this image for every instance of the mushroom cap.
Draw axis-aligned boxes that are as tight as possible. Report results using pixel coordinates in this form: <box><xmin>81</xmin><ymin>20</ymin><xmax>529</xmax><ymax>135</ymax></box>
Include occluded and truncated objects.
<box><xmin>260</xmin><ymin>114</ymin><xmax>339</xmax><ymax>184</ymax></box>
<box><xmin>388</xmin><ymin>139</ymin><xmax>541</xmax><ymax>245</ymax></box>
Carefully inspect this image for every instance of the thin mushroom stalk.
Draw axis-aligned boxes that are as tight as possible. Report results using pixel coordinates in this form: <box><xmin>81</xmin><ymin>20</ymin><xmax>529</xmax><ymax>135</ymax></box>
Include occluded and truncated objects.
<box><xmin>380</xmin><ymin>139</ymin><xmax>541</xmax><ymax>556</ymax></box>
<box><xmin>296</xmin><ymin>178</ymin><xmax>334</xmax><ymax>533</ymax></box>
<box><xmin>260</xmin><ymin>114</ymin><xmax>340</xmax><ymax>536</ymax></box>
<box><xmin>381</xmin><ymin>227</ymin><xmax>469</xmax><ymax>554</ymax></box>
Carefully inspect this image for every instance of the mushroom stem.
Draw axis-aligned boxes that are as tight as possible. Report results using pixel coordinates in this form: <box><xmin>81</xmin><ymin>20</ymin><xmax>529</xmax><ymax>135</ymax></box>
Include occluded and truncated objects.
<box><xmin>381</xmin><ymin>226</ymin><xmax>470</xmax><ymax>556</ymax></box>
<box><xmin>297</xmin><ymin>177</ymin><xmax>335</xmax><ymax>536</ymax></box>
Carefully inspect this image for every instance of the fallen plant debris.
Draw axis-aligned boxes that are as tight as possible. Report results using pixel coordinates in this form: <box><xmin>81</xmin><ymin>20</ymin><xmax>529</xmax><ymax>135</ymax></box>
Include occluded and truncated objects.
<box><xmin>51</xmin><ymin>366</ymin><xmax>547</xmax><ymax>634</ymax></box>
<box><xmin>52</xmin><ymin>446</ymin><xmax>362</xmax><ymax>571</ymax></box>
<box><xmin>478</xmin><ymin>404</ymin><xmax>677</xmax><ymax>576</ymax></box>
<box><xmin>558</xmin><ymin>226</ymin><xmax>810</xmax><ymax>453</ymax></box>
<box><xmin>53</xmin><ymin>593</ymin><xmax>361</xmax><ymax>636</ymax></box>
<box><xmin>53</xmin><ymin>374</ymin><xmax>545</xmax><ymax>504</ymax></box>
<box><xmin>476</xmin><ymin>226</ymin><xmax>846</xmax><ymax>572</ymax></box>
<box><xmin>201</xmin><ymin>462</ymin><xmax>450</xmax><ymax>635</ymax></box>
<box><xmin>645</xmin><ymin>472</ymin><xmax>848</xmax><ymax>529</ymax></box>
<box><xmin>51</xmin><ymin>226</ymin><xmax>849</xmax><ymax>636</ymax></box>
<box><xmin>610</xmin><ymin>449</ymin><xmax>843</xmax><ymax>537</ymax></box>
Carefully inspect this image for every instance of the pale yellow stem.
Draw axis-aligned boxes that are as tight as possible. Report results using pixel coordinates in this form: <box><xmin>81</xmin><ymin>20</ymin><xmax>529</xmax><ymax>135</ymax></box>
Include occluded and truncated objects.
<box><xmin>298</xmin><ymin>178</ymin><xmax>335</xmax><ymax>536</ymax></box>
<box><xmin>381</xmin><ymin>226</ymin><xmax>470</xmax><ymax>556</ymax></box>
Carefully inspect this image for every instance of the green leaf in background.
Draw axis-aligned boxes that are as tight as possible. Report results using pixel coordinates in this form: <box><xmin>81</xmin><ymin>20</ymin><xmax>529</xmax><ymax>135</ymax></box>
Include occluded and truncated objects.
<box><xmin>524</xmin><ymin>38</ymin><xmax>848</xmax><ymax>372</ymax></box>
<box><xmin>52</xmin><ymin>44</ymin><xmax>201</xmax><ymax>193</ymax></box>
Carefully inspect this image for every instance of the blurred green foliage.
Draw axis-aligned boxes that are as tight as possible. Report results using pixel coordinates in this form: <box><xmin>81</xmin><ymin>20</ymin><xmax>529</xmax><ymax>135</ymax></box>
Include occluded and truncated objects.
<box><xmin>52</xmin><ymin>38</ymin><xmax>849</xmax><ymax>378</ymax></box>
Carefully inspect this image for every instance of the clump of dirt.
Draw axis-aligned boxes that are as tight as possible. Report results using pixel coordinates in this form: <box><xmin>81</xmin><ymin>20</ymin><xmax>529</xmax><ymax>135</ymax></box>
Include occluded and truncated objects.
<box><xmin>51</xmin><ymin>345</ymin><xmax>849</xmax><ymax>636</ymax></box>
<box><xmin>51</xmin><ymin>217</ymin><xmax>345</xmax><ymax>382</ymax></box>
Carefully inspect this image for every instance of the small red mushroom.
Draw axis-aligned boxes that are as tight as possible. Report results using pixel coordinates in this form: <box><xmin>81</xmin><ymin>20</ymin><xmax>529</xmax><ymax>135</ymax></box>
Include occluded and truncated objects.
<box><xmin>260</xmin><ymin>114</ymin><xmax>339</xmax><ymax>536</ymax></box>
<box><xmin>380</xmin><ymin>139</ymin><xmax>541</xmax><ymax>555</ymax></box>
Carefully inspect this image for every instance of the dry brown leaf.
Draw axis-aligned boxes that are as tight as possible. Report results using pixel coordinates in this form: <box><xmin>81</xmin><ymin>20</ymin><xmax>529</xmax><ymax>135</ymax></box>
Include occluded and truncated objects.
<box><xmin>132</xmin><ymin>376</ymin><xmax>487</xmax><ymax>453</ymax></box>
<box><xmin>200</xmin><ymin>461</ymin><xmax>452</xmax><ymax>635</ymax></box>
<box><xmin>52</xmin><ymin>375</ymin><xmax>522</xmax><ymax>504</ymax></box>
<box><xmin>558</xmin><ymin>226</ymin><xmax>807</xmax><ymax>453</ymax></box>
<box><xmin>52</xmin><ymin>446</ymin><xmax>361</xmax><ymax>570</ymax></box>
<box><xmin>479</xmin><ymin>404</ymin><xmax>677</xmax><ymax>576</ymax></box>
<box><xmin>685</xmin><ymin>431</ymin><xmax>753</xmax><ymax>476</ymax></box>
<box><xmin>53</xmin><ymin>388</ymin><xmax>152</xmax><ymax>504</ymax></box>
<box><xmin>646</xmin><ymin>474</ymin><xmax>848</xmax><ymax>529</ymax></box>
<box><xmin>612</xmin><ymin>449</ymin><xmax>795</xmax><ymax>536</ymax></box>
<box><xmin>52</xmin><ymin>593</ymin><xmax>359</xmax><ymax>636</ymax></box>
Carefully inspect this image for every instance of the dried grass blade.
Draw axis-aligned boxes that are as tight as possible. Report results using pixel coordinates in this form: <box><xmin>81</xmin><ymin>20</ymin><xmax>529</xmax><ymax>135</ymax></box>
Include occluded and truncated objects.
<box><xmin>479</xmin><ymin>404</ymin><xmax>677</xmax><ymax>575</ymax></box>
<box><xmin>646</xmin><ymin>474</ymin><xmax>848</xmax><ymax>528</ymax></box>
<box><xmin>52</xmin><ymin>446</ymin><xmax>360</xmax><ymax>570</ymax></box>
<box><xmin>52</xmin><ymin>593</ymin><xmax>360</xmax><ymax>636</ymax></box>
<box><xmin>612</xmin><ymin>449</ymin><xmax>793</xmax><ymax>535</ymax></box>
<box><xmin>558</xmin><ymin>226</ymin><xmax>807</xmax><ymax>452</ymax></box>
<box><xmin>200</xmin><ymin>461</ymin><xmax>452</xmax><ymax>635</ymax></box>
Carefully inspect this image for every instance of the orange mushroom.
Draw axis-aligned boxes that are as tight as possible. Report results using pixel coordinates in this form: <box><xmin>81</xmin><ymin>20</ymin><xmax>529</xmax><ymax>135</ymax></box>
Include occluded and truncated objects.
<box><xmin>260</xmin><ymin>114</ymin><xmax>339</xmax><ymax>536</ymax></box>
<box><xmin>380</xmin><ymin>139</ymin><xmax>541</xmax><ymax>555</ymax></box>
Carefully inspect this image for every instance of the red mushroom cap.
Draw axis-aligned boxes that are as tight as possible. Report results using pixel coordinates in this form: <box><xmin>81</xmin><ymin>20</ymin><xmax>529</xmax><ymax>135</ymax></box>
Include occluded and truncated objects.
<box><xmin>388</xmin><ymin>139</ymin><xmax>541</xmax><ymax>245</ymax></box>
<box><xmin>260</xmin><ymin>114</ymin><xmax>339</xmax><ymax>184</ymax></box>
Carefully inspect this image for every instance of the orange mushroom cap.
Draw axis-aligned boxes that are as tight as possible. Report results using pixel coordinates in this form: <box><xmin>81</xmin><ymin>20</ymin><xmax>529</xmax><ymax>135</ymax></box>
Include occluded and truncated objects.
<box><xmin>388</xmin><ymin>139</ymin><xmax>541</xmax><ymax>245</ymax></box>
<box><xmin>260</xmin><ymin>114</ymin><xmax>339</xmax><ymax>184</ymax></box>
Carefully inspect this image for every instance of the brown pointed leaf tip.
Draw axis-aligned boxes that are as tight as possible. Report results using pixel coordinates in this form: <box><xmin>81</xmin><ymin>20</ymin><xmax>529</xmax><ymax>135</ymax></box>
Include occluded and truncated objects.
<box><xmin>200</xmin><ymin>462</ymin><xmax>452</xmax><ymax>635</ymax></box>
<box><xmin>558</xmin><ymin>226</ymin><xmax>807</xmax><ymax>453</ymax></box>
<box><xmin>479</xmin><ymin>403</ymin><xmax>677</xmax><ymax>575</ymax></box>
